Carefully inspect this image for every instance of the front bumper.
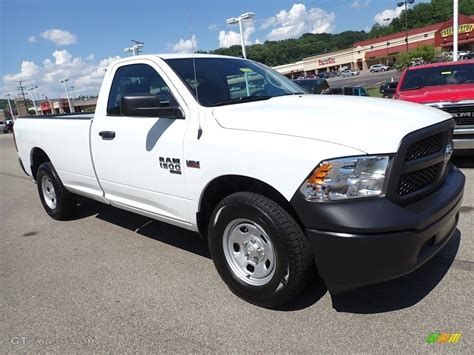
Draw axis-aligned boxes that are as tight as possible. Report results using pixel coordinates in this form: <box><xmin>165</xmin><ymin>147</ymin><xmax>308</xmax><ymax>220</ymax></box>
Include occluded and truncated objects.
<box><xmin>453</xmin><ymin>126</ymin><xmax>474</xmax><ymax>151</ymax></box>
<box><xmin>291</xmin><ymin>164</ymin><xmax>465</xmax><ymax>294</ymax></box>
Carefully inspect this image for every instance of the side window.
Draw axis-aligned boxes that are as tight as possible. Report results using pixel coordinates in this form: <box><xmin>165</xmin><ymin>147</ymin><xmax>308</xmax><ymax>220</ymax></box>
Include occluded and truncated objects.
<box><xmin>107</xmin><ymin>64</ymin><xmax>177</xmax><ymax>115</ymax></box>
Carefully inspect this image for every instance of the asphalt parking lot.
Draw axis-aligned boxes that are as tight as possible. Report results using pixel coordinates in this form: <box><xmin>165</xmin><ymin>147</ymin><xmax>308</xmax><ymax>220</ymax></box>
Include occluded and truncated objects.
<box><xmin>328</xmin><ymin>69</ymin><xmax>402</xmax><ymax>89</ymax></box>
<box><xmin>0</xmin><ymin>133</ymin><xmax>473</xmax><ymax>353</ymax></box>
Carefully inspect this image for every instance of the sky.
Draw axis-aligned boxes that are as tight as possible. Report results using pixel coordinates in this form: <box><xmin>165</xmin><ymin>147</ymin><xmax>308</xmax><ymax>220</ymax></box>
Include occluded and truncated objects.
<box><xmin>0</xmin><ymin>0</ymin><xmax>429</xmax><ymax>99</ymax></box>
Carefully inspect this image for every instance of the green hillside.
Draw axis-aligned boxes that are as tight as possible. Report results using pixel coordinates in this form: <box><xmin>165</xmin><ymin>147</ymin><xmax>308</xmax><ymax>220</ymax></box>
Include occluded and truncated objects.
<box><xmin>206</xmin><ymin>0</ymin><xmax>474</xmax><ymax>66</ymax></box>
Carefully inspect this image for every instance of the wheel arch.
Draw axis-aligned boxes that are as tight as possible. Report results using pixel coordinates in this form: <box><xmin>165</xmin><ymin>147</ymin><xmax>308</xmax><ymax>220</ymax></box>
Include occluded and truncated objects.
<box><xmin>30</xmin><ymin>147</ymin><xmax>51</xmax><ymax>180</ymax></box>
<box><xmin>196</xmin><ymin>174</ymin><xmax>302</xmax><ymax>237</ymax></box>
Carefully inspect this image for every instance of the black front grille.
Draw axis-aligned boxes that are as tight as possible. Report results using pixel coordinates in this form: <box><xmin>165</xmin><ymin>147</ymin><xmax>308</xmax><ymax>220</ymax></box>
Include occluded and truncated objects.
<box><xmin>405</xmin><ymin>132</ymin><xmax>443</xmax><ymax>161</ymax></box>
<box><xmin>397</xmin><ymin>163</ymin><xmax>442</xmax><ymax>196</ymax></box>
<box><xmin>387</xmin><ymin>120</ymin><xmax>454</xmax><ymax>204</ymax></box>
<box><xmin>438</xmin><ymin>105</ymin><xmax>474</xmax><ymax>126</ymax></box>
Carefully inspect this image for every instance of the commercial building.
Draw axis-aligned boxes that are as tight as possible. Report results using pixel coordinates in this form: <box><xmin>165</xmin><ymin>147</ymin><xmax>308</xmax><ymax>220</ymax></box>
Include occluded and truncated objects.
<box><xmin>39</xmin><ymin>97</ymin><xmax>97</xmax><ymax>115</ymax></box>
<box><xmin>274</xmin><ymin>14</ymin><xmax>474</xmax><ymax>78</ymax></box>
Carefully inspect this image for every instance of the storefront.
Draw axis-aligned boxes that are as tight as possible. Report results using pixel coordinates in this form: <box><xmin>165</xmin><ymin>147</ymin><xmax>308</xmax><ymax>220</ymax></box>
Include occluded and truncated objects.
<box><xmin>274</xmin><ymin>14</ymin><xmax>474</xmax><ymax>77</ymax></box>
<box><xmin>434</xmin><ymin>14</ymin><xmax>474</xmax><ymax>52</ymax></box>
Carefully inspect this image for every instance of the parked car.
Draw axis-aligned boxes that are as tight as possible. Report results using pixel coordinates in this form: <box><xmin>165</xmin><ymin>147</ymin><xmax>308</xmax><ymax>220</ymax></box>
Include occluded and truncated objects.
<box><xmin>379</xmin><ymin>81</ymin><xmax>399</xmax><ymax>98</ymax></box>
<box><xmin>369</xmin><ymin>64</ymin><xmax>390</xmax><ymax>72</ymax></box>
<box><xmin>0</xmin><ymin>120</ymin><xmax>5</xmax><ymax>133</ymax></box>
<box><xmin>340</xmin><ymin>69</ymin><xmax>359</xmax><ymax>77</ymax></box>
<box><xmin>293</xmin><ymin>78</ymin><xmax>331</xmax><ymax>94</ymax></box>
<box><xmin>392</xmin><ymin>60</ymin><xmax>474</xmax><ymax>153</ymax></box>
<box><xmin>13</xmin><ymin>54</ymin><xmax>465</xmax><ymax>308</ymax></box>
<box><xmin>460</xmin><ymin>52</ymin><xmax>474</xmax><ymax>60</ymax></box>
<box><xmin>330</xmin><ymin>86</ymin><xmax>368</xmax><ymax>96</ymax></box>
<box><xmin>4</xmin><ymin>120</ymin><xmax>14</xmax><ymax>133</ymax></box>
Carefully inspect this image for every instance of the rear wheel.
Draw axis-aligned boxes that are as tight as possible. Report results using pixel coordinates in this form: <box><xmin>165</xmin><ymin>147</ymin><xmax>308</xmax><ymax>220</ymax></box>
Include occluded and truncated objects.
<box><xmin>208</xmin><ymin>192</ymin><xmax>314</xmax><ymax>308</ymax></box>
<box><xmin>37</xmin><ymin>162</ymin><xmax>76</xmax><ymax>220</ymax></box>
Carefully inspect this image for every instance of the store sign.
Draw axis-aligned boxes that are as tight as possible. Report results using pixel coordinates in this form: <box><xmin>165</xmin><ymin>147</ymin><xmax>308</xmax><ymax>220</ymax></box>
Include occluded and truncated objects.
<box><xmin>318</xmin><ymin>57</ymin><xmax>336</xmax><ymax>65</ymax></box>
<box><xmin>440</xmin><ymin>23</ymin><xmax>473</xmax><ymax>38</ymax></box>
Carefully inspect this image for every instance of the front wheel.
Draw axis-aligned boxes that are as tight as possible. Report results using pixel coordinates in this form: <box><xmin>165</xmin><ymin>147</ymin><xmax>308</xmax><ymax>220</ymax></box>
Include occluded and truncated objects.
<box><xmin>37</xmin><ymin>162</ymin><xmax>76</xmax><ymax>220</ymax></box>
<box><xmin>208</xmin><ymin>192</ymin><xmax>314</xmax><ymax>308</ymax></box>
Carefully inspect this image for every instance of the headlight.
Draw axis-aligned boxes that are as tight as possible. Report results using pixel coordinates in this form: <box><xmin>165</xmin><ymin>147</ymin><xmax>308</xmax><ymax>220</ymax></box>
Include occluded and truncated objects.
<box><xmin>299</xmin><ymin>155</ymin><xmax>390</xmax><ymax>201</ymax></box>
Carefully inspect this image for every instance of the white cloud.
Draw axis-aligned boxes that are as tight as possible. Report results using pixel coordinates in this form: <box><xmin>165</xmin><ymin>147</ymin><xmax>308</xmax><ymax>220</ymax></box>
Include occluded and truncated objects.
<box><xmin>28</xmin><ymin>36</ymin><xmax>37</xmax><ymax>43</ymax></box>
<box><xmin>263</xmin><ymin>3</ymin><xmax>336</xmax><ymax>41</ymax></box>
<box><xmin>1</xmin><ymin>50</ymin><xmax>120</xmax><ymax>98</ymax></box>
<box><xmin>208</xmin><ymin>24</ymin><xmax>217</xmax><ymax>31</ymax></box>
<box><xmin>218</xmin><ymin>19</ymin><xmax>255</xmax><ymax>48</ymax></box>
<box><xmin>41</xmin><ymin>29</ymin><xmax>77</xmax><ymax>45</ymax></box>
<box><xmin>352</xmin><ymin>0</ymin><xmax>371</xmax><ymax>9</ymax></box>
<box><xmin>374</xmin><ymin>6</ymin><xmax>404</xmax><ymax>26</ymax></box>
<box><xmin>168</xmin><ymin>35</ymin><xmax>198</xmax><ymax>53</ymax></box>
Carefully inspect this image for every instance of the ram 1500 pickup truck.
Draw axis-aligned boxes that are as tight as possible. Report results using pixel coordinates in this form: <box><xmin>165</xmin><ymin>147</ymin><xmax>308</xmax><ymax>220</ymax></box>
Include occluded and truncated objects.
<box><xmin>14</xmin><ymin>54</ymin><xmax>465</xmax><ymax>308</ymax></box>
<box><xmin>393</xmin><ymin>60</ymin><xmax>474</xmax><ymax>153</ymax></box>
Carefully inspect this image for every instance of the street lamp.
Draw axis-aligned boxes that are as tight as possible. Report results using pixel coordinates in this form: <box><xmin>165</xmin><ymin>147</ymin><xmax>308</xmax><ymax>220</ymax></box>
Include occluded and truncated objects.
<box><xmin>226</xmin><ymin>12</ymin><xmax>255</xmax><ymax>59</ymax></box>
<box><xmin>60</xmin><ymin>78</ymin><xmax>75</xmax><ymax>113</ymax></box>
<box><xmin>5</xmin><ymin>94</ymin><xmax>15</xmax><ymax>119</ymax></box>
<box><xmin>397</xmin><ymin>0</ymin><xmax>415</xmax><ymax>52</ymax></box>
<box><xmin>28</xmin><ymin>87</ymin><xmax>38</xmax><ymax>115</ymax></box>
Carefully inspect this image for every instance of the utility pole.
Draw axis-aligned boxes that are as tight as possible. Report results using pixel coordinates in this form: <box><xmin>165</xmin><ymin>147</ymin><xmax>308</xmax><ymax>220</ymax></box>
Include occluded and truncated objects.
<box><xmin>15</xmin><ymin>80</ymin><xmax>29</xmax><ymax>114</ymax></box>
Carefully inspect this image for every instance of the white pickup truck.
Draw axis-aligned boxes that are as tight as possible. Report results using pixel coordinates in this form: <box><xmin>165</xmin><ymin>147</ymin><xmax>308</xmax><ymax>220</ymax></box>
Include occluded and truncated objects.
<box><xmin>14</xmin><ymin>54</ymin><xmax>465</xmax><ymax>308</ymax></box>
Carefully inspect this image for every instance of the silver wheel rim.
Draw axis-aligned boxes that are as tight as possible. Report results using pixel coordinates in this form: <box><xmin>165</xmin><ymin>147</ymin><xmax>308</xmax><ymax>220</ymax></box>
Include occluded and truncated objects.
<box><xmin>223</xmin><ymin>218</ymin><xmax>276</xmax><ymax>286</ymax></box>
<box><xmin>41</xmin><ymin>176</ymin><xmax>57</xmax><ymax>209</ymax></box>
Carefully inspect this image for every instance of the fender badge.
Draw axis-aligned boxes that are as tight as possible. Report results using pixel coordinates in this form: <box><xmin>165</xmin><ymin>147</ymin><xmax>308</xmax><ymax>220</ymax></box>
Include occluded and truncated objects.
<box><xmin>186</xmin><ymin>160</ymin><xmax>200</xmax><ymax>169</ymax></box>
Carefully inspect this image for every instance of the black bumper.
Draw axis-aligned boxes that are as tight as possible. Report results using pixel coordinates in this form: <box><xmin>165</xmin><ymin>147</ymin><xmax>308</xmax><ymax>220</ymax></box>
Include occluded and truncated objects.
<box><xmin>291</xmin><ymin>164</ymin><xmax>465</xmax><ymax>294</ymax></box>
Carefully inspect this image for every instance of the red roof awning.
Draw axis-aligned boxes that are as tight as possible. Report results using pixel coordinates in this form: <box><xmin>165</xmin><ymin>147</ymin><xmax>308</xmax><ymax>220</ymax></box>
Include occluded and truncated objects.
<box><xmin>365</xmin><ymin>39</ymin><xmax>434</xmax><ymax>59</ymax></box>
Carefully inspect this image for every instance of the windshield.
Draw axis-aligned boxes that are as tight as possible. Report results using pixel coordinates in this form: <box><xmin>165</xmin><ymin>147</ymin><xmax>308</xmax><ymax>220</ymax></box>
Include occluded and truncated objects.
<box><xmin>165</xmin><ymin>57</ymin><xmax>304</xmax><ymax>107</ymax></box>
<box><xmin>401</xmin><ymin>63</ymin><xmax>474</xmax><ymax>91</ymax></box>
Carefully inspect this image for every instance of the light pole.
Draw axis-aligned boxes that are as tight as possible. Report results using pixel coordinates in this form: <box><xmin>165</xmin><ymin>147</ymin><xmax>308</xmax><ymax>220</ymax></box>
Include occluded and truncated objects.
<box><xmin>124</xmin><ymin>40</ymin><xmax>144</xmax><ymax>56</ymax></box>
<box><xmin>397</xmin><ymin>0</ymin><xmax>415</xmax><ymax>52</ymax></box>
<box><xmin>28</xmin><ymin>87</ymin><xmax>38</xmax><ymax>115</ymax></box>
<box><xmin>5</xmin><ymin>94</ymin><xmax>15</xmax><ymax>119</ymax></box>
<box><xmin>43</xmin><ymin>95</ymin><xmax>54</xmax><ymax>115</ymax></box>
<box><xmin>226</xmin><ymin>12</ymin><xmax>255</xmax><ymax>59</ymax></box>
<box><xmin>33</xmin><ymin>86</ymin><xmax>42</xmax><ymax>115</ymax></box>
<box><xmin>60</xmin><ymin>78</ymin><xmax>75</xmax><ymax>113</ymax></box>
<box><xmin>453</xmin><ymin>0</ymin><xmax>459</xmax><ymax>61</ymax></box>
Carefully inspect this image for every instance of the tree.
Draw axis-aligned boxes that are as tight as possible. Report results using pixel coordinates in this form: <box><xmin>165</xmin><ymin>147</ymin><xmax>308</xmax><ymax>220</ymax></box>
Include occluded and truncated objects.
<box><xmin>395</xmin><ymin>45</ymin><xmax>440</xmax><ymax>70</ymax></box>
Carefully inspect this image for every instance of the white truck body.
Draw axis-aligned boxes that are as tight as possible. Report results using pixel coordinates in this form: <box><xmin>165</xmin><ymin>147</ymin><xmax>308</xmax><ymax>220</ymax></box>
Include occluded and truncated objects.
<box><xmin>14</xmin><ymin>54</ymin><xmax>464</xmax><ymax>307</ymax></box>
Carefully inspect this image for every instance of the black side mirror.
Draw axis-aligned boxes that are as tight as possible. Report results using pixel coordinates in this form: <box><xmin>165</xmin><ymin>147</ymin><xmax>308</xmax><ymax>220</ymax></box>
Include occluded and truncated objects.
<box><xmin>121</xmin><ymin>94</ymin><xmax>184</xmax><ymax>119</ymax></box>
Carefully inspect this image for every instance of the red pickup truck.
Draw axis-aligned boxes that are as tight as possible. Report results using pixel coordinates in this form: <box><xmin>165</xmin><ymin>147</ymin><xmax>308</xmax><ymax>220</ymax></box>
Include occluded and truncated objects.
<box><xmin>393</xmin><ymin>60</ymin><xmax>474</xmax><ymax>153</ymax></box>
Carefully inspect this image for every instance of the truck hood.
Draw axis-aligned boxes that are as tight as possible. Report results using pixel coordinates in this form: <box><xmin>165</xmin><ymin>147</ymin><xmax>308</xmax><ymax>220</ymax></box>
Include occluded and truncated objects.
<box><xmin>397</xmin><ymin>84</ymin><xmax>474</xmax><ymax>104</ymax></box>
<box><xmin>212</xmin><ymin>95</ymin><xmax>451</xmax><ymax>154</ymax></box>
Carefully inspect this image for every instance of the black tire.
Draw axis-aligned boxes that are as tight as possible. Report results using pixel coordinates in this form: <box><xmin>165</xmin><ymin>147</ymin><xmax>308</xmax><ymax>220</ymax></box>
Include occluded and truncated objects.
<box><xmin>208</xmin><ymin>192</ymin><xmax>314</xmax><ymax>308</ymax></box>
<box><xmin>36</xmin><ymin>162</ymin><xmax>76</xmax><ymax>220</ymax></box>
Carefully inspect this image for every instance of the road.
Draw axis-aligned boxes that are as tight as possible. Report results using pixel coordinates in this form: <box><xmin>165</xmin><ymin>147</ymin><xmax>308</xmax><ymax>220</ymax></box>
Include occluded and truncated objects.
<box><xmin>328</xmin><ymin>70</ymin><xmax>402</xmax><ymax>89</ymax></box>
<box><xmin>0</xmin><ymin>133</ymin><xmax>473</xmax><ymax>353</ymax></box>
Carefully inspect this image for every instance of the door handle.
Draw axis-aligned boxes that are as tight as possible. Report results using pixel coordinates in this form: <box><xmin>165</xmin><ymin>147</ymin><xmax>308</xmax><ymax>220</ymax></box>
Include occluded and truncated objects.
<box><xmin>99</xmin><ymin>131</ymin><xmax>115</xmax><ymax>140</ymax></box>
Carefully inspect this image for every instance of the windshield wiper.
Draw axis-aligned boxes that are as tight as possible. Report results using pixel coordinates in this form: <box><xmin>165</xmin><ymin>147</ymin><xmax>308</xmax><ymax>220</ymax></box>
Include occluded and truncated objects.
<box><xmin>278</xmin><ymin>92</ymin><xmax>306</xmax><ymax>96</ymax></box>
<box><xmin>212</xmin><ymin>95</ymin><xmax>272</xmax><ymax>107</ymax></box>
